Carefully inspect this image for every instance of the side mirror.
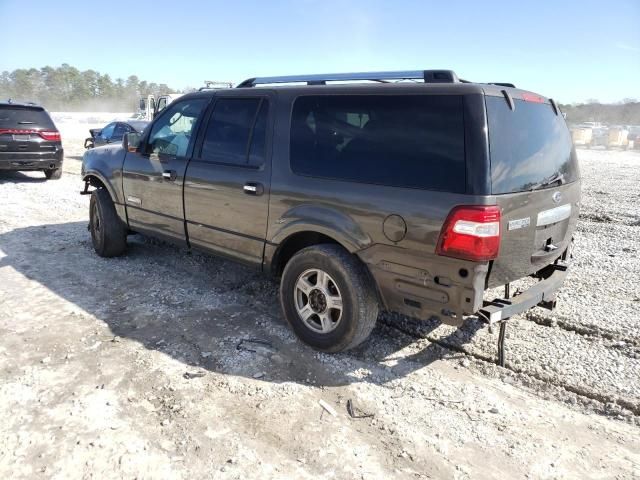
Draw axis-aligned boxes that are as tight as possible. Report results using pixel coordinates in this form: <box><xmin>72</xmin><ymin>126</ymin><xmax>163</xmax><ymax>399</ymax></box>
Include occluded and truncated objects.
<box><xmin>139</xmin><ymin>98</ymin><xmax>146</xmax><ymax>110</ymax></box>
<box><xmin>123</xmin><ymin>132</ymin><xmax>141</xmax><ymax>152</ymax></box>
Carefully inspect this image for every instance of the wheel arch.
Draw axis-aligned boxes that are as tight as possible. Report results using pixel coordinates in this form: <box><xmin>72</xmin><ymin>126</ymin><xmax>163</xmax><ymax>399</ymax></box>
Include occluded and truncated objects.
<box><xmin>268</xmin><ymin>230</ymin><xmax>346</xmax><ymax>278</ymax></box>
<box><xmin>83</xmin><ymin>172</ymin><xmax>128</xmax><ymax>226</ymax></box>
<box><xmin>83</xmin><ymin>171</ymin><xmax>115</xmax><ymax>198</ymax></box>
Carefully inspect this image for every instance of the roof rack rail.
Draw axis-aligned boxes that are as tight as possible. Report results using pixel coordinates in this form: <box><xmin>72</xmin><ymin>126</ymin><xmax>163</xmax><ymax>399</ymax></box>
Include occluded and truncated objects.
<box><xmin>490</xmin><ymin>82</ymin><xmax>516</xmax><ymax>88</ymax></box>
<box><xmin>199</xmin><ymin>80</ymin><xmax>234</xmax><ymax>91</ymax></box>
<box><xmin>236</xmin><ymin>70</ymin><xmax>460</xmax><ymax>88</ymax></box>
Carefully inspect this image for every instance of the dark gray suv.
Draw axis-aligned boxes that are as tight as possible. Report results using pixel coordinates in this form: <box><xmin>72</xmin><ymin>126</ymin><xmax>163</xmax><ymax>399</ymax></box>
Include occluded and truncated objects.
<box><xmin>81</xmin><ymin>70</ymin><xmax>580</xmax><ymax>353</ymax></box>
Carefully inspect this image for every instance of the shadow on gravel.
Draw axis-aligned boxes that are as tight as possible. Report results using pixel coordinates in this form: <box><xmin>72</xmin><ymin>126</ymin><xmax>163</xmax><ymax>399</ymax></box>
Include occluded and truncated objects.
<box><xmin>0</xmin><ymin>171</ymin><xmax>47</xmax><ymax>183</ymax></box>
<box><xmin>0</xmin><ymin>221</ymin><xmax>484</xmax><ymax>388</ymax></box>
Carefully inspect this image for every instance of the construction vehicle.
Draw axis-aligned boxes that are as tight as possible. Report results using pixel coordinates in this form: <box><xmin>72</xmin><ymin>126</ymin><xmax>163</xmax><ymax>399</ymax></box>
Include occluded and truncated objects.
<box><xmin>607</xmin><ymin>127</ymin><xmax>630</xmax><ymax>149</ymax></box>
<box><xmin>135</xmin><ymin>81</ymin><xmax>233</xmax><ymax>121</ymax></box>
<box><xmin>136</xmin><ymin>93</ymin><xmax>184</xmax><ymax>121</ymax></box>
<box><xmin>570</xmin><ymin>125</ymin><xmax>593</xmax><ymax>147</ymax></box>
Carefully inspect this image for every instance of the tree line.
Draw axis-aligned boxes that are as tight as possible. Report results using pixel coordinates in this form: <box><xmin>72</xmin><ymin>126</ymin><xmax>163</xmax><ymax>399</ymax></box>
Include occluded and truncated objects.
<box><xmin>560</xmin><ymin>99</ymin><xmax>640</xmax><ymax>126</ymax></box>
<box><xmin>0</xmin><ymin>64</ymin><xmax>178</xmax><ymax>111</ymax></box>
<box><xmin>560</xmin><ymin>98</ymin><xmax>640</xmax><ymax>125</ymax></box>
<box><xmin>1</xmin><ymin>65</ymin><xmax>638</xmax><ymax>124</ymax></box>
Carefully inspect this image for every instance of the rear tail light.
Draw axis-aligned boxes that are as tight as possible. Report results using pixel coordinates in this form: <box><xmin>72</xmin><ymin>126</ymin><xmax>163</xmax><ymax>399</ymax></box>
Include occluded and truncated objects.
<box><xmin>39</xmin><ymin>130</ymin><xmax>61</xmax><ymax>141</ymax></box>
<box><xmin>0</xmin><ymin>128</ymin><xmax>61</xmax><ymax>141</ymax></box>
<box><xmin>436</xmin><ymin>205</ymin><xmax>501</xmax><ymax>262</ymax></box>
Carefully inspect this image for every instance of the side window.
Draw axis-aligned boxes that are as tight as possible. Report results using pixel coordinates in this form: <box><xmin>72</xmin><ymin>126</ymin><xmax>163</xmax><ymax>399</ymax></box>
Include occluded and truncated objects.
<box><xmin>146</xmin><ymin>98</ymin><xmax>207</xmax><ymax>157</ymax></box>
<box><xmin>290</xmin><ymin>95</ymin><xmax>466</xmax><ymax>192</ymax></box>
<box><xmin>156</xmin><ymin>97</ymin><xmax>167</xmax><ymax>114</ymax></box>
<box><xmin>100</xmin><ymin>123</ymin><xmax>116</xmax><ymax>140</ymax></box>
<box><xmin>200</xmin><ymin>98</ymin><xmax>268</xmax><ymax>166</ymax></box>
<box><xmin>112</xmin><ymin>123</ymin><xmax>127</xmax><ymax>139</ymax></box>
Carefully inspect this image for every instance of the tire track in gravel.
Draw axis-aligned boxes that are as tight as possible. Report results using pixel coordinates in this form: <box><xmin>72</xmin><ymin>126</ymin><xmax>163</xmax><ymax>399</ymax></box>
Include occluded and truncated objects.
<box><xmin>380</xmin><ymin>314</ymin><xmax>640</xmax><ymax>417</ymax></box>
<box><xmin>525</xmin><ymin>311</ymin><xmax>640</xmax><ymax>349</ymax></box>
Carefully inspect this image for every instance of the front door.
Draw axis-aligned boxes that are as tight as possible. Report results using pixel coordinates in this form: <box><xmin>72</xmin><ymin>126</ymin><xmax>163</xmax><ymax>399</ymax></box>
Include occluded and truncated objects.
<box><xmin>184</xmin><ymin>95</ymin><xmax>272</xmax><ymax>265</ymax></box>
<box><xmin>122</xmin><ymin>97</ymin><xmax>209</xmax><ymax>245</ymax></box>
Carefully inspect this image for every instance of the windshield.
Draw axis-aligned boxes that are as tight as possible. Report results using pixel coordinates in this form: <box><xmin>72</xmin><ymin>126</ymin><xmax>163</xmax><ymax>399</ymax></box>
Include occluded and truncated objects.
<box><xmin>487</xmin><ymin>96</ymin><xmax>579</xmax><ymax>194</ymax></box>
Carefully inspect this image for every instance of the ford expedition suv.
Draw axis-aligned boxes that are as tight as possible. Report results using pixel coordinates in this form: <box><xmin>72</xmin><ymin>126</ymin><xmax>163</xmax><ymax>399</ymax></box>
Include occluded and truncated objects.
<box><xmin>81</xmin><ymin>70</ymin><xmax>580</xmax><ymax>353</ymax></box>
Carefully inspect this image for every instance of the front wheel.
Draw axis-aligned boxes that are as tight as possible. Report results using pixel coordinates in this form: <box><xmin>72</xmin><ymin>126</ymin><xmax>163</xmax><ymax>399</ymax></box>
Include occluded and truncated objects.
<box><xmin>280</xmin><ymin>244</ymin><xmax>379</xmax><ymax>352</ymax></box>
<box><xmin>89</xmin><ymin>188</ymin><xmax>127</xmax><ymax>257</ymax></box>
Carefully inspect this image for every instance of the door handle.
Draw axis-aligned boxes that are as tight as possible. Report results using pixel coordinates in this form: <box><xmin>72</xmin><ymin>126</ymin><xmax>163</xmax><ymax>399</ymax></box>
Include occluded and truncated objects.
<box><xmin>243</xmin><ymin>182</ymin><xmax>264</xmax><ymax>195</ymax></box>
<box><xmin>162</xmin><ymin>170</ymin><xmax>177</xmax><ymax>181</ymax></box>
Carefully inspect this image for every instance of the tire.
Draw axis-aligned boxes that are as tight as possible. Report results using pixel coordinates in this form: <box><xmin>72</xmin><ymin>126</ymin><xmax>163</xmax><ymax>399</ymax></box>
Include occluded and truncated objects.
<box><xmin>280</xmin><ymin>244</ymin><xmax>379</xmax><ymax>352</ymax></box>
<box><xmin>44</xmin><ymin>168</ymin><xmax>62</xmax><ymax>180</ymax></box>
<box><xmin>89</xmin><ymin>188</ymin><xmax>127</xmax><ymax>257</ymax></box>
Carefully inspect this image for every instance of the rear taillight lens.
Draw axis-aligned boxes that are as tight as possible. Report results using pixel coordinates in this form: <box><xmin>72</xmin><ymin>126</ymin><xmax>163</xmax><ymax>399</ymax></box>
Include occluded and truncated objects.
<box><xmin>0</xmin><ymin>128</ymin><xmax>61</xmax><ymax>141</ymax></box>
<box><xmin>39</xmin><ymin>130</ymin><xmax>61</xmax><ymax>141</ymax></box>
<box><xmin>436</xmin><ymin>205</ymin><xmax>501</xmax><ymax>262</ymax></box>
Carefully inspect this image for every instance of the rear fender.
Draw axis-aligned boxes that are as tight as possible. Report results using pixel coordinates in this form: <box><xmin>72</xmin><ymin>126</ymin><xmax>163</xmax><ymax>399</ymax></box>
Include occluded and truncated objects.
<box><xmin>269</xmin><ymin>204</ymin><xmax>371</xmax><ymax>253</ymax></box>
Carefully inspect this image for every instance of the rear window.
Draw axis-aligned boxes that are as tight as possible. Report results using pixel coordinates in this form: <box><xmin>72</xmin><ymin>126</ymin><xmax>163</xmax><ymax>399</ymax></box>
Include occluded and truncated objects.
<box><xmin>290</xmin><ymin>95</ymin><xmax>466</xmax><ymax>192</ymax></box>
<box><xmin>0</xmin><ymin>105</ymin><xmax>55</xmax><ymax>129</ymax></box>
<box><xmin>487</xmin><ymin>97</ymin><xmax>579</xmax><ymax>194</ymax></box>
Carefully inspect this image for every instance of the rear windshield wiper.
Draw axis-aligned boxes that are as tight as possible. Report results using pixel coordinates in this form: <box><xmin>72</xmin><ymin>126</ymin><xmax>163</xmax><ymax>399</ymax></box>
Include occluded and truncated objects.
<box><xmin>530</xmin><ymin>172</ymin><xmax>566</xmax><ymax>191</ymax></box>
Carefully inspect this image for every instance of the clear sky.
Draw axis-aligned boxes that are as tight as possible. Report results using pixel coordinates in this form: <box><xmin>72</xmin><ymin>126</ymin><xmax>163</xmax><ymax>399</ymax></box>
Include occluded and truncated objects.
<box><xmin>1</xmin><ymin>0</ymin><xmax>638</xmax><ymax>103</ymax></box>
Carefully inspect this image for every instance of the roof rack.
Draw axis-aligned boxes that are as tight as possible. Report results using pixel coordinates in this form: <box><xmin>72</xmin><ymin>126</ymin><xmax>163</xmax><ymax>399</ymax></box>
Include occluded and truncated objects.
<box><xmin>236</xmin><ymin>70</ymin><xmax>460</xmax><ymax>88</ymax></box>
<box><xmin>199</xmin><ymin>80</ymin><xmax>234</xmax><ymax>91</ymax></box>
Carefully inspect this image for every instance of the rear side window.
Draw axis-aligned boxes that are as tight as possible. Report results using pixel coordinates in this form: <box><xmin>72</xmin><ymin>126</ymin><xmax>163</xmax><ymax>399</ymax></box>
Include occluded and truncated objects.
<box><xmin>113</xmin><ymin>123</ymin><xmax>128</xmax><ymax>139</ymax></box>
<box><xmin>487</xmin><ymin>97</ymin><xmax>579</xmax><ymax>194</ymax></box>
<box><xmin>0</xmin><ymin>105</ymin><xmax>55</xmax><ymax>129</ymax></box>
<box><xmin>200</xmin><ymin>98</ymin><xmax>269</xmax><ymax>167</ymax></box>
<box><xmin>290</xmin><ymin>95</ymin><xmax>466</xmax><ymax>192</ymax></box>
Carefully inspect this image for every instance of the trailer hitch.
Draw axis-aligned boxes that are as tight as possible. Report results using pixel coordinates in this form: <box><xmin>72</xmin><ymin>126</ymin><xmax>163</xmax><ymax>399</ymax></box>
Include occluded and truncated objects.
<box><xmin>496</xmin><ymin>283</ymin><xmax>510</xmax><ymax>368</ymax></box>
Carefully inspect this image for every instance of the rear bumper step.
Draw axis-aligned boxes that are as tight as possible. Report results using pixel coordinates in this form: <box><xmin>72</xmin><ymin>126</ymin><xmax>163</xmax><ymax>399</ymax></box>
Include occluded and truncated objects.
<box><xmin>479</xmin><ymin>263</ymin><xmax>568</xmax><ymax>323</ymax></box>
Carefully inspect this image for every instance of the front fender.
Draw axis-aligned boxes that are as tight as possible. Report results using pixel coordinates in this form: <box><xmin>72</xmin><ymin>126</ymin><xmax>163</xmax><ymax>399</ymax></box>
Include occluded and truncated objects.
<box><xmin>270</xmin><ymin>204</ymin><xmax>371</xmax><ymax>253</ymax></box>
<box><xmin>81</xmin><ymin>144</ymin><xmax>126</xmax><ymax>204</ymax></box>
<box><xmin>81</xmin><ymin>144</ymin><xmax>128</xmax><ymax>224</ymax></box>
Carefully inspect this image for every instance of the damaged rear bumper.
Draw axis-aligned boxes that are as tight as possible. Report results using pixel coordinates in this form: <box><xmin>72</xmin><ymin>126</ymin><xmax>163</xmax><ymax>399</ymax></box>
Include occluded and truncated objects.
<box><xmin>479</xmin><ymin>262</ymin><xmax>568</xmax><ymax>323</ymax></box>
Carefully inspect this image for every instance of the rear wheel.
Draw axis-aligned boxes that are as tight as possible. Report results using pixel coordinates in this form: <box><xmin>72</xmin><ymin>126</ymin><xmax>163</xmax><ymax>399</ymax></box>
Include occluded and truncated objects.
<box><xmin>44</xmin><ymin>168</ymin><xmax>62</xmax><ymax>180</ymax></box>
<box><xmin>280</xmin><ymin>244</ymin><xmax>379</xmax><ymax>352</ymax></box>
<box><xmin>89</xmin><ymin>188</ymin><xmax>127</xmax><ymax>257</ymax></box>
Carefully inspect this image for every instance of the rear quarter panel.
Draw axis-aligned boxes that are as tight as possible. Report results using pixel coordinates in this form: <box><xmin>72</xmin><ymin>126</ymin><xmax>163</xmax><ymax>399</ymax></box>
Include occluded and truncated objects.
<box><xmin>266</xmin><ymin>89</ymin><xmax>494</xmax><ymax>322</ymax></box>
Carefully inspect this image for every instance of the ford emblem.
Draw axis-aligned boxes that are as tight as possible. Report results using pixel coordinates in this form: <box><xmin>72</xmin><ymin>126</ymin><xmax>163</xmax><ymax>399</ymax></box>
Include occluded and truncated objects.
<box><xmin>552</xmin><ymin>191</ymin><xmax>562</xmax><ymax>204</ymax></box>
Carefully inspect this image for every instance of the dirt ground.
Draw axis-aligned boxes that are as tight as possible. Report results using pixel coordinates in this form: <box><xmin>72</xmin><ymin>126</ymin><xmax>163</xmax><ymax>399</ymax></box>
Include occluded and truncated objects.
<box><xmin>0</xmin><ymin>129</ymin><xmax>639</xmax><ymax>479</ymax></box>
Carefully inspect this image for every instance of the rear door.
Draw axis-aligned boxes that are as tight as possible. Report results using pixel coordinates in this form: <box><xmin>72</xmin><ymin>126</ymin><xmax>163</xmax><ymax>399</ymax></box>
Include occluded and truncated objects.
<box><xmin>183</xmin><ymin>95</ymin><xmax>272</xmax><ymax>266</ymax></box>
<box><xmin>485</xmin><ymin>93</ymin><xmax>581</xmax><ymax>286</ymax></box>
<box><xmin>122</xmin><ymin>97</ymin><xmax>209</xmax><ymax>245</ymax></box>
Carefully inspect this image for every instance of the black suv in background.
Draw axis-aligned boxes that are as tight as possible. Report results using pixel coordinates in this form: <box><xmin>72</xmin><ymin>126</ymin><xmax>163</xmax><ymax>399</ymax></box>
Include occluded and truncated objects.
<box><xmin>82</xmin><ymin>70</ymin><xmax>580</xmax><ymax>353</ymax></box>
<box><xmin>0</xmin><ymin>101</ymin><xmax>63</xmax><ymax>179</ymax></box>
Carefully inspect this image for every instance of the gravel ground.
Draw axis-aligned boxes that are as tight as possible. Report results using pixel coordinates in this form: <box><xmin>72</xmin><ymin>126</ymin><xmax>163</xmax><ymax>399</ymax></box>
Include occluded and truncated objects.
<box><xmin>0</xmin><ymin>142</ymin><xmax>639</xmax><ymax>479</ymax></box>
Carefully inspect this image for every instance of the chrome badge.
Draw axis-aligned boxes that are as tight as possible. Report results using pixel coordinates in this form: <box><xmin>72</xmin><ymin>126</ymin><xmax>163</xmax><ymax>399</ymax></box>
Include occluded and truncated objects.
<box><xmin>552</xmin><ymin>191</ymin><xmax>562</xmax><ymax>204</ymax></box>
<box><xmin>508</xmin><ymin>217</ymin><xmax>531</xmax><ymax>231</ymax></box>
